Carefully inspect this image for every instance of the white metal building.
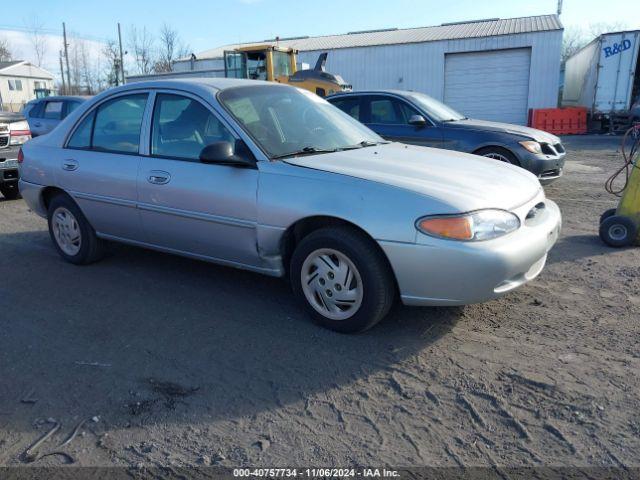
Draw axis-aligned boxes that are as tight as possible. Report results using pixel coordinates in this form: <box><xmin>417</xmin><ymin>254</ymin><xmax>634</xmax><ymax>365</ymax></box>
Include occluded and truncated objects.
<box><xmin>149</xmin><ymin>15</ymin><xmax>563</xmax><ymax>125</ymax></box>
<box><xmin>0</xmin><ymin>61</ymin><xmax>55</xmax><ymax>112</ymax></box>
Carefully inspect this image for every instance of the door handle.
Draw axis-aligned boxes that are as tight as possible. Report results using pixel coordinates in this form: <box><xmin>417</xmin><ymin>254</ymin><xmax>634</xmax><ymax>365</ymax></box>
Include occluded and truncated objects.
<box><xmin>62</xmin><ymin>159</ymin><xmax>78</xmax><ymax>171</ymax></box>
<box><xmin>33</xmin><ymin>122</ymin><xmax>42</xmax><ymax>127</ymax></box>
<box><xmin>147</xmin><ymin>170</ymin><xmax>171</xmax><ymax>185</ymax></box>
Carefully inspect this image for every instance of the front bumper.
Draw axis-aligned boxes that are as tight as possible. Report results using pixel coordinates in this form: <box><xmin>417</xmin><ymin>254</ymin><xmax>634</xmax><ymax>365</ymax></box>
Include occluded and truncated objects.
<box><xmin>380</xmin><ymin>195</ymin><xmax>562</xmax><ymax>306</ymax></box>
<box><xmin>518</xmin><ymin>147</ymin><xmax>566</xmax><ymax>185</ymax></box>
<box><xmin>0</xmin><ymin>147</ymin><xmax>21</xmax><ymax>185</ymax></box>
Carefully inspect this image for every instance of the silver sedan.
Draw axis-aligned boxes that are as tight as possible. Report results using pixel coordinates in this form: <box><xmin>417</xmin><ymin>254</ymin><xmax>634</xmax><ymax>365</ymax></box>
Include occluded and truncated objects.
<box><xmin>19</xmin><ymin>79</ymin><xmax>561</xmax><ymax>333</ymax></box>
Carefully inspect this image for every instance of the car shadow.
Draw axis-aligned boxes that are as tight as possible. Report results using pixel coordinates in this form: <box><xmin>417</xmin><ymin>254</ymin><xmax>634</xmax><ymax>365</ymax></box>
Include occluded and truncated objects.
<box><xmin>0</xmin><ymin>230</ymin><xmax>461</xmax><ymax>431</ymax></box>
<box><xmin>547</xmin><ymin>233</ymin><xmax>621</xmax><ymax>265</ymax></box>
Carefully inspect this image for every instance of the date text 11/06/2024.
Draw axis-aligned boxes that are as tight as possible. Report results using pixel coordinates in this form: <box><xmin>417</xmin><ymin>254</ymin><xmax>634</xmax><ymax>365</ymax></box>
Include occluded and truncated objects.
<box><xmin>233</xmin><ymin>468</ymin><xmax>400</xmax><ymax>477</ymax></box>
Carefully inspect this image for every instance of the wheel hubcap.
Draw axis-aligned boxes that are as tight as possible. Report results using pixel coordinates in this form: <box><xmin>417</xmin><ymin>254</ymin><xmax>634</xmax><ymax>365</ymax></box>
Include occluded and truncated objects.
<box><xmin>301</xmin><ymin>248</ymin><xmax>363</xmax><ymax>321</ymax></box>
<box><xmin>52</xmin><ymin>207</ymin><xmax>82</xmax><ymax>256</ymax></box>
<box><xmin>608</xmin><ymin>224</ymin><xmax>628</xmax><ymax>241</ymax></box>
<box><xmin>482</xmin><ymin>152</ymin><xmax>512</xmax><ymax>163</ymax></box>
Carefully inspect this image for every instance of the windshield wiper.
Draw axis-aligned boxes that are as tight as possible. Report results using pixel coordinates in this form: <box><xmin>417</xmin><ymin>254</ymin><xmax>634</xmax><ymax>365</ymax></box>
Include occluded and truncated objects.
<box><xmin>271</xmin><ymin>146</ymin><xmax>339</xmax><ymax>160</ymax></box>
<box><xmin>341</xmin><ymin>140</ymin><xmax>389</xmax><ymax>150</ymax></box>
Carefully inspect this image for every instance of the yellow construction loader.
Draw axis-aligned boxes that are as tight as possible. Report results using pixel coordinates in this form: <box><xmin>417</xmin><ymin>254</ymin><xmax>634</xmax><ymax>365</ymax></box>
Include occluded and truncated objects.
<box><xmin>223</xmin><ymin>45</ymin><xmax>351</xmax><ymax>97</ymax></box>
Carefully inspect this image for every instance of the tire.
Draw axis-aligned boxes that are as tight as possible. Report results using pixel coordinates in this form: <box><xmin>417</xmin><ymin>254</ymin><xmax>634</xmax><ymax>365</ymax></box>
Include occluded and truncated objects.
<box><xmin>290</xmin><ymin>227</ymin><xmax>395</xmax><ymax>333</ymax></box>
<box><xmin>47</xmin><ymin>193</ymin><xmax>105</xmax><ymax>265</ymax></box>
<box><xmin>474</xmin><ymin>146</ymin><xmax>520</xmax><ymax>165</ymax></box>
<box><xmin>0</xmin><ymin>183</ymin><xmax>21</xmax><ymax>200</ymax></box>
<box><xmin>599</xmin><ymin>208</ymin><xmax>617</xmax><ymax>224</ymax></box>
<box><xmin>599</xmin><ymin>215</ymin><xmax>638</xmax><ymax>248</ymax></box>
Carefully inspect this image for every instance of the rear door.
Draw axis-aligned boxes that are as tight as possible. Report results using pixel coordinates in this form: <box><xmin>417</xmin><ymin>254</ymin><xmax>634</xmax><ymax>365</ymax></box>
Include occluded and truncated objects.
<box><xmin>137</xmin><ymin>91</ymin><xmax>260</xmax><ymax>268</ymax></box>
<box><xmin>59</xmin><ymin>92</ymin><xmax>149</xmax><ymax>242</ymax></box>
<box><xmin>362</xmin><ymin>95</ymin><xmax>443</xmax><ymax>147</ymax></box>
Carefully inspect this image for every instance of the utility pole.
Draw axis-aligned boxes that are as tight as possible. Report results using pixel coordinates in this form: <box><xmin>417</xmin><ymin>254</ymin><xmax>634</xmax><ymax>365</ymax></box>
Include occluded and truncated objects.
<box><xmin>117</xmin><ymin>23</ymin><xmax>125</xmax><ymax>84</ymax></box>
<box><xmin>557</xmin><ymin>0</ymin><xmax>563</xmax><ymax>15</ymax></box>
<box><xmin>59</xmin><ymin>50</ymin><xmax>66</xmax><ymax>94</ymax></box>
<box><xmin>63</xmin><ymin>22</ymin><xmax>72</xmax><ymax>94</ymax></box>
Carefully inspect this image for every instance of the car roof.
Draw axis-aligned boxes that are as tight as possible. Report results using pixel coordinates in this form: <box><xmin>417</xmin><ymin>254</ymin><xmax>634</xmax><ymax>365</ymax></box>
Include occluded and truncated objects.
<box><xmin>118</xmin><ymin>77</ymin><xmax>282</xmax><ymax>92</ymax></box>
<box><xmin>328</xmin><ymin>89</ymin><xmax>414</xmax><ymax>98</ymax></box>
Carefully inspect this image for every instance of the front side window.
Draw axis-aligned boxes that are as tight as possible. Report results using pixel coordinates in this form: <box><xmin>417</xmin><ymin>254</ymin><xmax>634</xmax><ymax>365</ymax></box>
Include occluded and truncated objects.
<box><xmin>43</xmin><ymin>101</ymin><xmax>64</xmax><ymax>120</ymax></box>
<box><xmin>92</xmin><ymin>94</ymin><xmax>148</xmax><ymax>153</ymax></box>
<box><xmin>151</xmin><ymin>94</ymin><xmax>235</xmax><ymax>160</ymax></box>
<box><xmin>367</xmin><ymin>97</ymin><xmax>421</xmax><ymax>125</ymax></box>
<box><xmin>219</xmin><ymin>85</ymin><xmax>383</xmax><ymax>159</ymax></box>
<box><xmin>330</xmin><ymin>98</ymin><xmax>361</xmax><ymax>120</ymax></box>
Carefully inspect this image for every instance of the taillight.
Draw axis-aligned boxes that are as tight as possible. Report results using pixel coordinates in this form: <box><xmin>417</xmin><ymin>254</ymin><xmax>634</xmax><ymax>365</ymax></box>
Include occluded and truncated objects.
<box><xmin>10</xmin><ymin>129</ymin><xmax>31</xmax><ymax>137</ymax></box>
<box><xmin>17</xmin><ymin>148</ymin><xmax>24</xmax><ymax>164</ymax></box>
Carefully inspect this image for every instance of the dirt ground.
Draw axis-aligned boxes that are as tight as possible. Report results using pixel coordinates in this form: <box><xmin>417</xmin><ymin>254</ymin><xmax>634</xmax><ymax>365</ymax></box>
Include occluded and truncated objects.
<box><xmin>0</xmin><ymin>135</ymin><xmax>639</xmax><ymax>470</ymax></box>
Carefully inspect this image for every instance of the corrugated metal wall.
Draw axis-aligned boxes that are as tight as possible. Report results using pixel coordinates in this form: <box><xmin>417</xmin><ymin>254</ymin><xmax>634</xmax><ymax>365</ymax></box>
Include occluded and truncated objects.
<box><xmin>297</xmin><ymin>30</ymin><xmax>562</xmax><ymax>112</ymax></box>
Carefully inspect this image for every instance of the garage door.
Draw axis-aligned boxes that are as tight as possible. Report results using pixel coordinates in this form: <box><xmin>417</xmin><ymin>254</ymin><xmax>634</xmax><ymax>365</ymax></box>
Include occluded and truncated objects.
<box><xmin>444</xmin><ymin>48</ymin><xmax>531</xmax><ymax>125</ymax></box>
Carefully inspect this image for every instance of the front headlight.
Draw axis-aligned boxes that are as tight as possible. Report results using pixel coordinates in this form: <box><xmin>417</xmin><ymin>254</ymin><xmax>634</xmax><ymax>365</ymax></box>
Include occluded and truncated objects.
<box><xmin>416</xmin><ymin>209</ymin><xmax>520</xmax><ymax>241</ymax></box>
<box><xmin>519</xmin><ymin>140</ymin><xmax>542</xmax><ymax>154</ymax></box>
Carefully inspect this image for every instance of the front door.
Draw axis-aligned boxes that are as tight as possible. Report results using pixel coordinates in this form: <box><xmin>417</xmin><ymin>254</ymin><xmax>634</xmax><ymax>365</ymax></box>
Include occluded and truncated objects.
<box><xmin>137</xmin><ymin>92</ymin><xmax>260</xmax><ymax>269</ymax></box>
<box><xmin>59</xmin><ymin>92</ymin><xmax>148</xmax><ymax>242</ymax></box>
<box><xmin>363</xmin><ymin>95</ymin><xmax>443</xmax><ymax>148</ymax></box>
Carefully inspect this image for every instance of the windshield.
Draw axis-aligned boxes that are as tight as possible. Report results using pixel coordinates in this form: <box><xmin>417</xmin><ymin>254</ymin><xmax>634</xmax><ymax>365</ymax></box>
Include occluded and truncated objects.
<box><xmin>218</xmin><ymin>85</ymin><xmax>384</xmax><ymax>159</ymax></box>
<box><xmin>405</xmin><ymin>92</ymin><xmax>466</xmax><ymax>122</ymax></box>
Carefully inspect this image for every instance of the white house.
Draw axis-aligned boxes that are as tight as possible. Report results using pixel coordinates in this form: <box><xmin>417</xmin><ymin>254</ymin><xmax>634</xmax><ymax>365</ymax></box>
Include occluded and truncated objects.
<box><xmin>0</xmin><ymin>61</ymin><xmax>55</xmax><ymax>112</ymax></box>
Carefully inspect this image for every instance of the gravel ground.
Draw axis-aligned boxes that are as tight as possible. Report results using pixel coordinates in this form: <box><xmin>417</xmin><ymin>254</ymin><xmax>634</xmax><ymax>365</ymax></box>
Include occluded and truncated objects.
<box><xmin>0</xmin><ymin>135</ymin><xmax>639</xmax><ymax>470</ymax></box>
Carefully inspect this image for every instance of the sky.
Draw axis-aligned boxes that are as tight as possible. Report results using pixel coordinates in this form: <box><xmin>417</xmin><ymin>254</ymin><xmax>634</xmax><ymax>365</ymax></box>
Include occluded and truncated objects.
<box><xmin>1</xmin><ymin>0</ymin><xmax>639</xmax><ymax>79</ymax></box>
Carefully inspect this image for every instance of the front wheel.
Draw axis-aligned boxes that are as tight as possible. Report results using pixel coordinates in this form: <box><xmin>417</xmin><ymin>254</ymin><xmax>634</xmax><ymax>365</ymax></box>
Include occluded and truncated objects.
<box><xmin>474</xmin><ymin>147</ymin><xmax>519</xmax><ymax>165</ymax></box>
<box><xmin>599</xmin><ymin>215</ymin><xmax>637</xmax><ymax>248</ymax></box>
<box><xmin>0</xmin><ymin>183</ymin><xmax>21</xmax><ymax>200</ymax></box>
<box><xmin>290</xmin><ymin>227</ymin><xmax>395</xmax><ymax>333</ymax></box>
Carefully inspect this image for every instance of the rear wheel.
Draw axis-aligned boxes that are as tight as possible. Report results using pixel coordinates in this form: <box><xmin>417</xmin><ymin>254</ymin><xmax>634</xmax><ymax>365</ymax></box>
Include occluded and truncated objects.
<box><xmin>0</xmin><ymin>183</ymin><xmax>21</xmax><ymax>200</ymax></box>
<box><xmin>474</xmin><ymin>147</ymin><xmax>519</xmax><ymax>165</ymax></box>
<box><xmin>290</xmin><ymin>227</ymin><xmax>395</xmax><ymax>333</ymax></box>
<box><xmin>47</xmin><ymin>193</ymin><xmax>105</xmax><ymax>264</ymax></box>
<box><xmin>599</xmin><ymin>215</ymin><xmax>637</xmax><ymax>248</ymax></box>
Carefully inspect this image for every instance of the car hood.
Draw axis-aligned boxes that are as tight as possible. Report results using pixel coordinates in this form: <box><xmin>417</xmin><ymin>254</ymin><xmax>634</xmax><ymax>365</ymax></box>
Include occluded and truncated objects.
<box><xmin>448</xmin><ymin>118</ymin><xmax>561</xmax><ymax>144</ymax></box>
<box><xmin>284</xmin><ymin>143</ymin><xmax>542</xmax><ymax>212</ymax></box>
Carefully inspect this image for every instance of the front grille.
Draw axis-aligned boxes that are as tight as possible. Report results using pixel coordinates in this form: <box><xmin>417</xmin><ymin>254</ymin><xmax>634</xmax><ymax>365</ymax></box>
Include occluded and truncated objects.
<box><xmin>0</xmin><ymin>136</ymin><xmax>8</xmax><ymax>148</ymax></box>
<box><xmin>540</xmin><ymin>169</ymin><xmax>561</xmax><ymax>178</ymax></box>
<box><xmin>554</xmin><ymin>143</ymin><xmax>565</xmax><ymax>154</ymax></box>
<box><xmin>540</xmin><ymin>143</ymin><xmax>556</xmax><ymax>155</ymax></box>
<box><xmin>526</xmin><ymin>202</ymin><xmax>546</xmax><ymax>220</ymax></box>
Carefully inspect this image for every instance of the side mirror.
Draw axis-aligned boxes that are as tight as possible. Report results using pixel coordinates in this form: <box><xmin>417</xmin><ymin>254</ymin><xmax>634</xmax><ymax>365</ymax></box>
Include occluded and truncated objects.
<box><xmin>408</xmin><ymin>115</ymin><xmax>427</xmax><ymax>127</ymax></box>
<box><xmin>199</xmin><ymin>141</ymin><xmax>255</xmax><ymax>167</ymax></box>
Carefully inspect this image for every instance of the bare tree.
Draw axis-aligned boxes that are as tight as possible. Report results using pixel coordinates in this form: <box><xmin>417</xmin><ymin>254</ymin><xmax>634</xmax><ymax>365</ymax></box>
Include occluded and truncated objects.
<box><xmin>128</xmin><ymin>25</ymin><xmax>155</xmax><ymax>75</ymax></box>
<box><xmin>103</xmin><ymin>39</ymin><xmax>122</xmax><ymax>87</ymax></box>
<box><xmin>562</xmin><ymin>22</ymin><xmax>630</xmax><ymax>65</ymax></box>
<box><xmin>25</xmin><ymin>15</ymin><xmax>48</xmax><ymax>67</ymax></box>
<box><xmin>0</xmin><ymin>37</ymin><xmax>13</xmax><ymax>62</ymax></box>
<box><xmin>154</xmin><ymin>23</ymin><xmax>189</xmax><ymax>73</ymax></box>
<box><xmin>65</xmin><ymin>34</ymin><xmax>106</xmax><ymax>95</ymax></box>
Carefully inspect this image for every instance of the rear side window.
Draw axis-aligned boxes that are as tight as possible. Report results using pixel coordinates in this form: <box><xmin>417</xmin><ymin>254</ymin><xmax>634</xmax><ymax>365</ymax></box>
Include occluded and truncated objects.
<box><xmin>67</xmin><ymin>111</ymin><xmax>95</xmax><ymax>149</ymax></box>
<box><xmin>43</xmin><ymin>101</ymin><xmax>64</xmax><ymax>120</ymax></box>
<box><xmin>330</xmin><ymin>97</ymin><xmax>361</xmax><ymax>120</ymax></box>
<box><xmin>151</xmin><ymin>93</ymin><xmax>234</xmax><ymax>160</ymax></box>
<box><xmin>92</xmin><ymin>94</ymin><xmax>148</xmax><ymax>154</ymax></box>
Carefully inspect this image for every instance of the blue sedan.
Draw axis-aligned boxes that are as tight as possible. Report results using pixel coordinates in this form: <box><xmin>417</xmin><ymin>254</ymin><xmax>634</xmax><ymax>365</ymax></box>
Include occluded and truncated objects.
<box><xmin>328</xmin><ymin>90</ymin><xmax>566</xmax><ymax>184</ymax></box>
